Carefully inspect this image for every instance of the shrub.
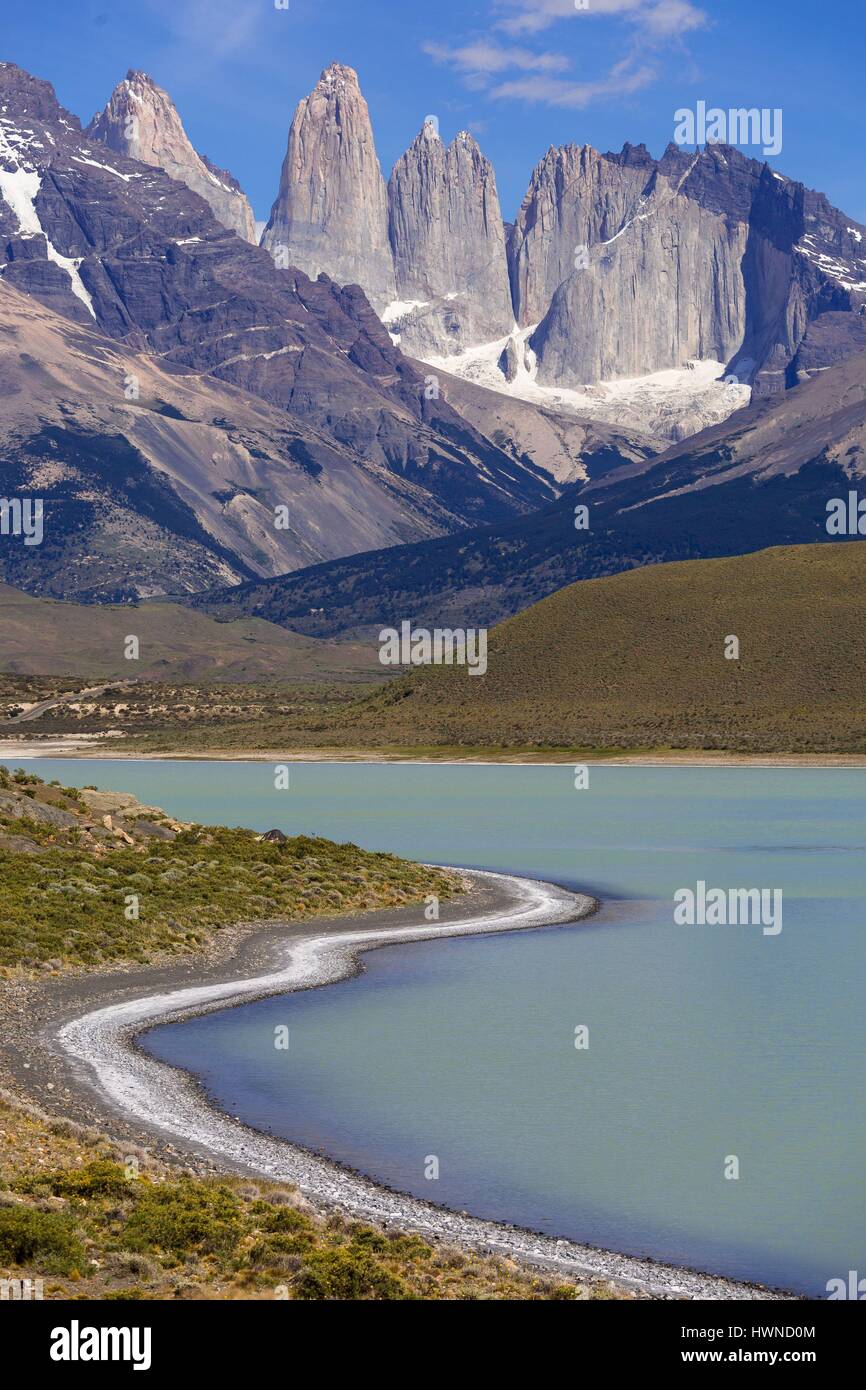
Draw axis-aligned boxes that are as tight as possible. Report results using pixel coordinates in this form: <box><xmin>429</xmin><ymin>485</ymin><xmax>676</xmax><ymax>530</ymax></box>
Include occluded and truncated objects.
<box><xmin>246</xmin><ymin>1231</ymin><xmax>315</xmax><ymax>1268</ymax></box>
<box><xmin>0</xmin><ymin>1205</ymin><xmax>85</xmax><ymax>1274</ymax></box>
<box><xmin>250</xmin><ymin>1202</ymin><xmax>313</xmax><ymax>1236</ymax></box>
<box><xmin>31</xmin><ymin>1160</ymin><xmax>132</xmax><ymax>1201</ymax></box>
<box><xmin>294</xmin><ymin>1246</ymin><xmax>412</xmax><ymax>1301</ymax></box>
<box><xmin>124</xmin><ymin>1181</ymin><xmax>243</xmax><ymax>1259</ymax></box>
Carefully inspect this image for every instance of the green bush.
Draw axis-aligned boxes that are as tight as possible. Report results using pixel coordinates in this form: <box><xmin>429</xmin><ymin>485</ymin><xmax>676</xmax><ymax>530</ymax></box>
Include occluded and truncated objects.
<box><xmin>246</xmin><ymin>1232</ymin><xmax>315</xmax><ymax>1268</ymax></box>
<box><xmin>22</xmin><ymin>1160</ymin><xmax>132</xmax><ymax>1201</ymax></box>
<box><xmin>124</xmin><ymin>1181</ymin><xmax>243</xmax><ymax>1259</ymax></box>
<box><xmin>0</xmin><ymin>1205</ymin><xmax>85</xmax><ymax>1274</ymax></box>
<box><xmin>250</xmin><ymin>1202</ymin><xmax>313</xmax><ymax>1236</ymax></box>
<box><xmin>294</xmin><ymin>1245</ymin><xmax>413</xmax><ymax>1301</ymax></box>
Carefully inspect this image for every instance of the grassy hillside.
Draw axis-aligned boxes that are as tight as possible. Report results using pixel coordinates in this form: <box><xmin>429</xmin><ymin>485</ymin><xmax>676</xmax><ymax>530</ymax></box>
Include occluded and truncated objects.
<box><xmin>0</xmin><ymin>767</ymin><xmax>458</xmax><ymax>970</ymax></box>
<box><xmin>0</xmin><ymin>584</ymin><xmax>380</xmax><ymax>683</ymax></box>
<box><xmin>5</xmin><ymin>544</ymin><xmax>864</xmax><ymax>756</ymax></box>
<box><xmin>359</xmin><ymin>543</ymin><xmax>866</xmax><ymax>754</ymax></box>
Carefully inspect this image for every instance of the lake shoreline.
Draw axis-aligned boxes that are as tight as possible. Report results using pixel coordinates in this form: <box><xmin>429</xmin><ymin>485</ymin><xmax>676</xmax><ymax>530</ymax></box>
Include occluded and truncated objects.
<box><xmin>2</xmin><ymin>869</ymin><xmax>792</xmax><ymax>1302</ymax></box>
<box><xmin>2</xmin><ymin>737</ymin><xmax>866</xmax><ymax>768</ymax></box>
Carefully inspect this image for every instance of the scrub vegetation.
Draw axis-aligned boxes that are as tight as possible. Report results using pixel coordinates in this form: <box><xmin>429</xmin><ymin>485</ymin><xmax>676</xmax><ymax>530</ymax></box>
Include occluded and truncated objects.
<box><xmin>0</xmin><ymin>1096</ymin><xmax>630</xmax><ymax>1300</ymax></box>
<box><xmin>3</xmin><ymin>543</ymin><xmax>862</xmax><ymax>757</ymax></box>
<box><xmin>0</xmin><ymin>766</ymin><xmax>459</xmax><ymax>972</ymax></box>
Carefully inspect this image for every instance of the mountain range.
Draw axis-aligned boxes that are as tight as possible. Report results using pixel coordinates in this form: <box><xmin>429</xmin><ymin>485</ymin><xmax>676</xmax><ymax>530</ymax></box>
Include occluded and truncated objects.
<box><xmin>258</xmin><ymin>62</ymin><xmax>866</xmax><ymax>418</ymax></box>
<box><xmin>193</xmin><ymin>346</ymin><xmax>866</xmax><ymax>636</ymax></box>
<box><xmin>1</xmin><ymin>54</ymin><xmax>865</xmax><ymax>662</ymax></box>
<box><xmin>0</xmin><ymin>60</ymin><xmax>586</xmax><ymax>601</ymax></box>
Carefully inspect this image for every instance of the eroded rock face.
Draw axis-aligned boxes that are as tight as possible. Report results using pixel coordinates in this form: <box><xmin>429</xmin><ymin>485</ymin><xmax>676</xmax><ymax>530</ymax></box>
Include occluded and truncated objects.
<box><xmin>529</xmin><ymin>180</ymin><xmax>749</xmax><ymax>385</ymax></box>
<box><xmin>387</xmin><ymin>124</ymin><xmax>514</xmax><ymax>356</ymax></box>
<box><xmin>509</xmin><ymin>143</ymin><xmax>656</xmax><ymax>330</ymax></box>
<box><xmin>257</xmin><ymin>64</ymin><xmax>866</xmax><ymax>403</ymax></box>
<box><xmin>513</xmin><ymin>142</ymin><xmax>866</xmax><ymax>393</ymax></box>
<box><xmin>261</xmin><ymin>63</ymin><xmax>396</xmax><ymax>312</ymax></box>
<box><xmin>87</xmin><ymin>70</ymin><xmax>256</xmax><ymax>243</ymax></box>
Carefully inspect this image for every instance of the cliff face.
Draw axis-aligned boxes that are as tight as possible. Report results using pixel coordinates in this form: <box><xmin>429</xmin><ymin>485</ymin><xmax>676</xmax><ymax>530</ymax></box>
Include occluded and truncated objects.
<box><xmin>261</xmin><ymin>63</ymin><xmax>396</xmax><ymax>312</ymax></box>
<box><xmin>386</xmin><ymin>123</ymin><xmax>514</xmax><ymax>356</ymax></box>
<box><xmin>87</xmin><ymin>70</ymin><xmax>256</xmax><ymax>243</ymax></box>
<box><xmin>524</xmin><ymin>153</ymin><xmax>749</xmax><ymax>385</ymax></box>
<box><xmin>508</xmin><ymin>143</ymin><xmax>655</xmax><ymax>329</ymax></box>
<box><xmin>260</xmin><ymin>65</ymin><xmax>866</xmax><ymax>400</ymax></box>
<box><xmin>512</xmin><ymin>142</ymin><xmax>866</xmax><ymax>393</ymax></box>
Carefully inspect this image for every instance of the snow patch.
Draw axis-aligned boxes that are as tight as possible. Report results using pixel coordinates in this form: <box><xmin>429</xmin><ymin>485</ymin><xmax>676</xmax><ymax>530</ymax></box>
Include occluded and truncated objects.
<box><xmin>382</xmin><ymin>298</ymin><xmax>430</xmax><ymax>325</ymax></box>
<box><xmin>72</xmin><ymin>154</ymin><xmax>138</xmax><ymax>182</ymax></box>
<box><xmin>797</xmin><ymin>239</ymin><xmax>866</xmax><ymax>292</ymax></box>
<box><xmin>425</xmin><ymin>329</ymin><xmax>752</xmax><ymax>443</ymax></box>
<box><xmin>44</xmin><ymin>244</ymin><xmax>96</xmax><ymax>317</ymax></box>
<box><xmin>0</xmin><ymin>126</ymin><xmax>96</xmax><ymax>318</ymax></box>
<box><xmin>0</xmin><ymin>163</ymin><xmax>42</xmax><ymax>236</ymax></box>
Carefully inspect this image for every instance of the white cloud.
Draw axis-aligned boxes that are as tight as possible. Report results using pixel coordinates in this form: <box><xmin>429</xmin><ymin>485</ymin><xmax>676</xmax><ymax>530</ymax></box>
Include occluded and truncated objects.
<box><xmin>640</xmin><ymin>0</ymin><xmax>710</xmax><ymax>37</ymax></box>
<box><xmin>491</xmin><ymin>60</ymin><xmax>656</xmax><ymax>108</ymax></box>
<box><xmin>423</xmin><ymin>41</ymin><xmax>571</xmax><ymax>78</ymax></box>
<box><xmin>495</xmin><ymin>0</ymin><xmax>709</xmax><ymax>38</ymax></box>
<box><xmin>424</xmin><ymin>0</ymin><xmax>709</xmax><ymax>110</ymax></box>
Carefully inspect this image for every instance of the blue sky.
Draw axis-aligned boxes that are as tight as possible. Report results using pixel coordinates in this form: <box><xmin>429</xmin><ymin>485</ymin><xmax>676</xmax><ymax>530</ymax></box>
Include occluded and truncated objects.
<box><xmin>5</xmin><ymin>0</ymin><xmax>865</xmax><ymax>223</ymax></box>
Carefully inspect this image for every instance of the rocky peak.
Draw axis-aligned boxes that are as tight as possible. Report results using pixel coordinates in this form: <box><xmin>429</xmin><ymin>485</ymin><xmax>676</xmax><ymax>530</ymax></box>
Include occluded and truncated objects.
<box><xmin>386</xmin><ymin>122</ymin><xmax>514</xmax><ymax>355</ymax></box>
<box><xmin>261</xmin><ymin>61</ymin><xmax>395</xmax><ymax>312</ymax></box>
<box><xmin>510</xmin><ymin>141</ymin><xmax>653</xmax><ymax>327</ymax></box>
<box><xmin>315</xmin><ymin>61</ymin><xmax>359</xmax><ymax>92</ymax></box>
<box><xmin>87</xmin><ymin>70</ymin><xmax>256</xmax><ymax>242</ymax></box>
<box><xmin>0</xmin><ymin>61</ymin><xmax>74</xmax><ymax>126</ymax></box>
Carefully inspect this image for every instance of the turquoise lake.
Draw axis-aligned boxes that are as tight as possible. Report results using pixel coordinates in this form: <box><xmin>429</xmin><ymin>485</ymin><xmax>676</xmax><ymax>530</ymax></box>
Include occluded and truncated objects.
<box><xmin>16</xmin><ymin>761</ymin><xmax>866</xmax><ymax>1294</ymax></box>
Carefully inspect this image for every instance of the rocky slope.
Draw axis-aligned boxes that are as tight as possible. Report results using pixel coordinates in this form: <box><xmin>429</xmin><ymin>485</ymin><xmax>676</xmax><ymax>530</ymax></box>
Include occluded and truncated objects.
<box><xmin>0</xmin><ymin>61</ymin><xmax>564</xmax><ymax>602</ymax></box>
<box><xmin>87</xmin><ymin>70</ymin><xmax>256</xmax><ymax>243</ymax></box>
<box><xmin>261</xmin><ymin>63</ymin><xmax>396</xmax><ymax>312</ymax></box>
<box><xmin>386</xmin><ymin>122</ymin><xmax>514</xmax><ymax>355</ymax></box>
<box><xmin>0</xmin><ymin>280</ymin><xmax>530</xmax><ymax>601</ymax></box>
<box><xmin>189</xmin><ymin>348</ymin><xmax>866</xmax><ymax>635</ymax></box>
<box><xmin>425</xmin><ymin>363</ymin><xmax>658</xmax><ymax>486</ymax></box>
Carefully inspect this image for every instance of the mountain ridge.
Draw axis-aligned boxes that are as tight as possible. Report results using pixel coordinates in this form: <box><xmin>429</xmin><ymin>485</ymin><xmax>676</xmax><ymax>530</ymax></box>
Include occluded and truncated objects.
<box><xmin>0</xmin><ymin>60</ymin><xmax>582</xmax><ymax>602</ymax></box>
<box><xmin>188</xmin><ymin>347</ymin><xmax>866</xmax><ymax>635</ymax></box>
<box><xmin>258</xmin><ymin>63</ymin><xmax>866</xmax><ymax>426</ymax></box>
